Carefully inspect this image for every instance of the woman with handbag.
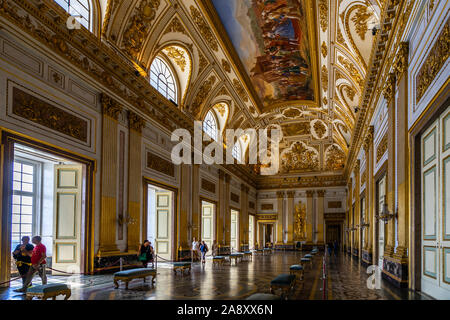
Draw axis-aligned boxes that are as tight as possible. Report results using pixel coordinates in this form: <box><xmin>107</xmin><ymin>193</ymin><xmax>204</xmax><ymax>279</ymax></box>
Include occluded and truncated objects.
<box><xmin>138</xmin><ymin>240</ymin><xmax>152</xmax><ymax>268</ymax></box>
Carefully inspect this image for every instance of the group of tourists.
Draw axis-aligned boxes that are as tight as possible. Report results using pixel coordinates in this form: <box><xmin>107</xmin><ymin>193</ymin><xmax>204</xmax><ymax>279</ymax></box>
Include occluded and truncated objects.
<box><xmin>11</xmin><ymin>235</ymin><xmax>47</xmax><ymax>293</ymax></box>
<box><xmin>191</xmin><ymin>238</ymin><xmax>219</xmax><ymax>264</ymax></box>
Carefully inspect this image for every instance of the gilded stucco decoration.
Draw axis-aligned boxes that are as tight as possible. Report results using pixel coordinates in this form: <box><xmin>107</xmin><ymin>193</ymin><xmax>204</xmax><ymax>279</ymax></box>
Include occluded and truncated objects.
<box><xmin>325</xmin><ymin>144</ymin><xmax>346</xmax><ymax>171</ymax></box>
<box><xmin>164</xmin><ymin>46</ymin><xmax>186</xmax><ymax>72</ymax></box>
<box><xmin>294</xmin><ymin>201</ymin><xmax>307</xmax><ymax>240</ymax></box>
<box><xmin>312</xmin><ymin>119</ymin><xmax>328</xmax><ymax>139</ymax></box>
<box><xmin>280</xmin><ymin>141</ymin><xmax>319</xmax><ymax>173</ymax></box>
<box><xmin>351</xmin><ymin>6</ymin><xmax>372</xmax><ymax>41</ymax></box>
<box><xmin>416</xmin><ymin>19</ymin><xmax>449</xmax><ymax>103</ymax></box>
<box><xmin>318</xmin><ymin>0</ymin><xmax>329</xmax><ymax>32</ymax></box>
<box><xmin>122</xmin><ymin>0</ymin><xmax>161</xmax><ymax>59</ymax></box>
<box><xmin>190</xmin><ymin>6</ymin><xmax>219</xmax><ymax>52</ymax></box>
<box><xmin>190</xmin><ymin>75</ymin><xmax>217</xmax><ymax>116</ymax></box>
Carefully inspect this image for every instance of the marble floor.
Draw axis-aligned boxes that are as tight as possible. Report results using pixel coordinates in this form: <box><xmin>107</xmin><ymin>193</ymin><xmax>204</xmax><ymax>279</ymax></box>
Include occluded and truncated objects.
<box><xmin>0</xmin><ymin>251</ymin><xmax>431</xmax><ymax>300</ymax></box>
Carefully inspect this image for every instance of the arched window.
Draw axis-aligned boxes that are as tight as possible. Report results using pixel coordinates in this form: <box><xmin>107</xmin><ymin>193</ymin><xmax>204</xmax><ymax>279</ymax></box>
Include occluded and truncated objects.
<box><xmin>55</xmin><ymin>0</ymin><xmax>91</xmax><ymax>31</ymax></box>
<box><xmin>150</xmin><ymin>57</ymin><xmax>177</xmax><ymax>103</ymax></box>
<box><xmin>203</xmin><ymin>111</ymin><xmax>218</xmax><ymax>141</ymax></box>
<box><xmin>232</xmin><ymin>142</ymin><xmax>242</xmax><ymax>162</ymax></box>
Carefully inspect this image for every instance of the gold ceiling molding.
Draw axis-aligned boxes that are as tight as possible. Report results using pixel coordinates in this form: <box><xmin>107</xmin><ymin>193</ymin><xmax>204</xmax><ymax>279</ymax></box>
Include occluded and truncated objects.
<box><xmin>321</xmin><ymin>41</ymin><xmax>328</xmax><ymax>58</ymax></box>
<box><xmin>190</xmin><ymin>5</ymin><xmax>219</xmax><ymax>52</ymax></box>
<box><xmin>325</xmin><ymin>145</ymin><xmax>346</xmax><ymax>171</ymax></box>
<box><xmin>344</xmin><ymin>4</ymin><xmax>372</xmax><ymax>70</ymax></box>
<box><xmin>342</xmin><ymin>84</ymin><xmax>356</xmax><ymax>101</ymax></box>
<box><xmin>198</xmin><ymin>51</ymin><xmax>209</xmax><ymax>76</ymax></box>
<box><xmin>338</xmin><ymin>55</ymin><xmax>364</xmax><ymax>88</ymax></box>
<box><xmin>312</xmin><ymin>119</ymin><xmax>328</xmax><ymax>139</ymax></box>
<box><xmin>222</xmin><ymin>59</ymin><xmax>231</xmax><ymax>73</ymax></box>
<box><xmin>163</xmin><ymin>16</ymin><xmax>188</xmax><ymax>36</ymax></box>
<box><xmin>416</xmin><ymin>19</ymin><xmax>449</xmax><ymax>103</ymax></box>
<box><xmin>101</xmin><ymin>0</ymin><xmax>119</xmax><ymax>37</ymax></box>
<box><xmin>164</xmin><ymin>46</ymin><xmax>186</xmax><ymax>72</ymax></box>
<box><xmin>190</xmin><ymin>75</ymin><xmax>217</xmax><ymax>117</ymax></box>
<box><xmin>318</xmin><ymin>0</ymin><xmax>329</xmax><ymax>32</ymax></box>
<box><xmin>121</xmin><ymin>0</ymin><xmax>161</xmax><ymax>59</ymax></box>
<box><xmin>232</xmin><ymin>79</ymin><xmax>249</xmax><ymax>103</ymax></box>
<box><xmin>321</xmin><ymin>65</ymin><xmax>329</xmax><ymax>92</ymax></box>
<box><xmin>280</xmin><ymin>141</ymin><xmax>320</xmax><ymax>173</ymax></box>
<box><xmin>351</xmin><ymin>5</ymin><xmax>373</xmax><ymax>41</ymax></box>
<box><xmin>337</xmin><ymin>25</ymin><xmax>351</xmax><ymax>51</ymax></box>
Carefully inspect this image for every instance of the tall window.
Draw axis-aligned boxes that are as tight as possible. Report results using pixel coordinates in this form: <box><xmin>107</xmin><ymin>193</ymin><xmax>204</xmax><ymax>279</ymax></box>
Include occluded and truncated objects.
<box><xmin>203</xmin><ymin>111</ymin><xmax>218</xmax><ymax>141</ymax></box>
<box><xmin>55</xmin><ymin>0</ymin><xmax>91</xmax><ymax>30</ymax></box>
<box><xmin>150</xmin><ymin>57</ymin><xmax>177</xmax><ymax>103</ymax></box>
<box><xmin>232</xmin><ymin>142</ymin><xmax>242</xmax><ymax>162</ymax></box>
<box><xmin>11</xmin><ymin>161</ymin><xmax>37</xmax><ymax>250</ymax></box>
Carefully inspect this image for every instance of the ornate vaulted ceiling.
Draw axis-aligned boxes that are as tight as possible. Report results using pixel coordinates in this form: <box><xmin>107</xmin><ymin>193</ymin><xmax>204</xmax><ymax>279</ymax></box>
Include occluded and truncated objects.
<box><xmin>99</xmin><ymin>0</ymin><xmax>382</xmax><ymax>177</ymax></box>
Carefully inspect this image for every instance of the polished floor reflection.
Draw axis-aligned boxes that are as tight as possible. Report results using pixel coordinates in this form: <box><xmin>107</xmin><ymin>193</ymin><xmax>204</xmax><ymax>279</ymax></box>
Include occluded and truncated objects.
<box><xmin>0</xmin><ymin>251</ymin><xmax>430</xmax><ymax>300</ymax></box>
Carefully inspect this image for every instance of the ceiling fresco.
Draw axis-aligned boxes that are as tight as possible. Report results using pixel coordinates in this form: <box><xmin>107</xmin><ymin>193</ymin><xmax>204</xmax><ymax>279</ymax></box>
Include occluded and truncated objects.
<box><xmin>211</xmin><ymin>0</ymin><xmax>316</xmax><ymax>110</ymax></box>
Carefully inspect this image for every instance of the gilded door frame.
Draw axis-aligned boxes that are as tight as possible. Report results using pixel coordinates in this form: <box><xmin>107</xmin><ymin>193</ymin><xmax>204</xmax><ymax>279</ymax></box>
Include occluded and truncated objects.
<box><xmin>142</xmin><ymin>177</ymin><xmax>179</xmax><ymax>261</ymax></box>
<box><xmin>0</xmin><ymin>128</ymin><xmax>96</xmax><ymax>285</ymax></box>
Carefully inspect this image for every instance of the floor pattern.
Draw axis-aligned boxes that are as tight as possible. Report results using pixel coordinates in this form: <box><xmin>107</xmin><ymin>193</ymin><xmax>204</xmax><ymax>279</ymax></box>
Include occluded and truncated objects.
<box><xmin>0</xmin><ymin>251</ymin><xmax>430</xmax><ymax>300</ymax></box>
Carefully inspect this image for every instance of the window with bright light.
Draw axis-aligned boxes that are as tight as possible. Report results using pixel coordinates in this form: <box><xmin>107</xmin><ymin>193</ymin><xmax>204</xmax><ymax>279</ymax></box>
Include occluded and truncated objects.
<box><xmin>55</xmin><ymin>0</ymin><xmax>91</xmax><ymax>30</ymax></box>
<box><xmin>150</xmin><ymin>57</ymin><xmax>177</xmax><ymax>103</ymax></box>
<box><xmin>203</xmin><ymin>111</ymin><xmax>218</xmax><ymax>141</ymax></box>
<box><xmin>232</xmin><ymin>142</ymin><xmax>242</xmax><ymax>162</ymax></box>
<box><xmin>11</xmin><ymin>161</ymin><xmax>37</xmax><ymax>250</ymax></box>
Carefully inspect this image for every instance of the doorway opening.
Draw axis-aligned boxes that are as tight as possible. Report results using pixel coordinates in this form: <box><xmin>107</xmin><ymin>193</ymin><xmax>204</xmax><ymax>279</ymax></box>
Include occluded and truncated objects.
<box><xmin>248</xmin><ymin>214</ymin><xmax>255</xmax><ymax>250</ymax></box>
<box><xmin>230</xmin><ymin>209</ymin><xmax>239</xmax><ymax>252</ymax></box>
<box><xmin>146</xmin><ymin>183</ymin><xmax>175</xmax><ymax>261</ymax></box>
<box><xmin>9</xmin><ymin>143</ymin><xmax>86</xmax><ymax>277</ymax></box>
<box><xmin>376</xmin><ymin>173</ymin><xmax>387</xmax><ymax>269</ymax></box>
<box><xmin>201</xmin><ymin>200</ymin><xmax>216</xmax><ymax>254</ymax></box>
<box><xmin>264</xmin><ymin>224</ymin><xmax>274</xmax><ymax>247</ymax></box>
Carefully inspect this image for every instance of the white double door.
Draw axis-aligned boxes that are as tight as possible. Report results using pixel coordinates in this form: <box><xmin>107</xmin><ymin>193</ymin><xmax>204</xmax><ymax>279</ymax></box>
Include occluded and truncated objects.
<box><xmin>421</xmin><ymin>107</ymin><xmax>450</xmax><ymax>299</ymax></box>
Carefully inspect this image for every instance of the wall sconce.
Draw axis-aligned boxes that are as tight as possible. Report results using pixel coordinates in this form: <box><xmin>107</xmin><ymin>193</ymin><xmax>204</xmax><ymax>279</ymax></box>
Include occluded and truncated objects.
<box><xmin>376</xmin><ymin>196</ymin><xmax>397</xmax><ymax>223</ymax></box>
<box><xmin>118</xmin><ymin>212</ymin><xmax>136</xmax><ymax>226</ymax></box>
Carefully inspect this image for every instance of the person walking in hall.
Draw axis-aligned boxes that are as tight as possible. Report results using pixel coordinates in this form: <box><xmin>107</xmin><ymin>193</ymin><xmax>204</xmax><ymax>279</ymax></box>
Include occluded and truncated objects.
<box><xmin>333</xmin><ymin>240</ymin><xmax>339</xmax><ymax>257</ymax></box>
<box><xmin>14</xmin><ymin>236</ymin><xmax>47</xmax><ymax>293</ymax></box>
<box><xmin>138</xmin><ymin>240</ymin><xmax>154</xmax><ymax>268</ymax></box>
<box><xmin>200</xmin><ymin>241</ymin><xmax>208</xmax><ymax>264</ymax></box>
<box><xmin>12</xmin><ymin>236</ymin><xmax>34</xmax><ymax>287</ymax></box>
<box><xmin>211</xmin><ymin>240</ymin><xmax>218</xmax><ymax>257</ymax></box>
<box><xmin>327</xmin><ymin>241</ymin><xmax>333</xmax><ymax>257</ymax></box>
<box><xmin>192</xmin><ymin>237</ymin><xmax>199</xmax><ymax>262</ymax></box>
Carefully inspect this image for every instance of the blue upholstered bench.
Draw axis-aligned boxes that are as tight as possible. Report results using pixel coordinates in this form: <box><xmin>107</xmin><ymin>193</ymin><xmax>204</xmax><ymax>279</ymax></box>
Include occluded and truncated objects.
<box><xmin>246</xmin><ymin>293</ymin><xmax>281</xmax><ymax>300</ymax></box>
<box><xmin>270</xmin><ymin>274</ymin><xmax>296</xmax><ymax>299</ymax></box>
<box><xmin>230</xmin><ymin>253</ymin><xmax>244</xmax><ymax>264</ymax></box>
<box><xmin>173</xmin><ymin>262</ymin><xmax>191</xmax><ymax>275</ymax></box>
<box><xmin>25</xmin><ymin>283</ymin><xmax>71</xmax><ymax>300</ymax></box>
<box><xmin>113</xmin><ymin>268</ymin><xmax>156</xmax><ymax>289</ymax></box>
<box><xmin>304</xmin><ymin>254</ymin><xmax>313</xmax><ymax>258</ymax></box>
<box><xmin>263</xmin><ymin>248</ymin><xmax>272</xmax><ymax>255</ymax></box>
<box><xmin>244</xmin><ymin>251</ymin><xmax>253</xmax><ymax>261</ymax></box>
<box><xmin>213</xmin><ymin>256</ymin><xmax>226</xmax><ymax>266</ymax></box>
<box><xmin>289</xmin><ymin>265</ymin><xmax>304</xmax><ymax>280</ymax></box>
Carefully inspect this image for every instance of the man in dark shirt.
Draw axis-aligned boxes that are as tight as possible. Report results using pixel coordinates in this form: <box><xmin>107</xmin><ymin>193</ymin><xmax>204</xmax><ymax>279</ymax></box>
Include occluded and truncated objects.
<box><xmin>12</xmin><ymin>236</ymin><xmax>34</xmax><ymax>285</ymax></box>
